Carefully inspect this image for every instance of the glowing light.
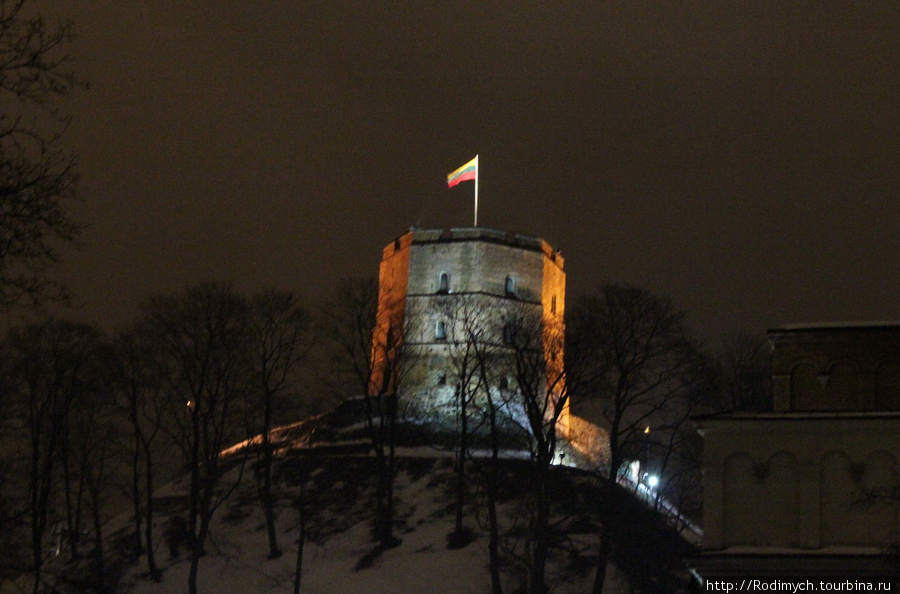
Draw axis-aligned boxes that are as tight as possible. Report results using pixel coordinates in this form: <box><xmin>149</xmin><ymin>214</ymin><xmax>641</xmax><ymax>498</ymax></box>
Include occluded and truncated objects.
<box><xmin>647</xmin><ymin>475</ymin><xmax>659</xmax><ymax>488</ymax></box>
<box><xmin>644</xmin><ymin>426</ymin><xmax>650</xmax><ymax>434</ymax></box>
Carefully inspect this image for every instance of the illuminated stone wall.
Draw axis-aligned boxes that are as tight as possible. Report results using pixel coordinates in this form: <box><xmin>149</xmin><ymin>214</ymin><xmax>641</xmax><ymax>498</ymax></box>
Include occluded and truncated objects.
<box><xmin>373</xmin><ymin>227</ymin><xmax>565</xmax><ymax>421</ymax></box>
<box><xmin>370</xmin><ymin>232</ymin><xmax>412</xmax><ymax>395</ymax></box>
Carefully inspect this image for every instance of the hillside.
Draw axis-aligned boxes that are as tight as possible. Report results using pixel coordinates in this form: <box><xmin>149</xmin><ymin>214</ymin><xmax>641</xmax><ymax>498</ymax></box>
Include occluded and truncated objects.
<box><xmin>11</xmin><ymin>403</ymin><xmax>696</xmax><ymax>593</ymax></box>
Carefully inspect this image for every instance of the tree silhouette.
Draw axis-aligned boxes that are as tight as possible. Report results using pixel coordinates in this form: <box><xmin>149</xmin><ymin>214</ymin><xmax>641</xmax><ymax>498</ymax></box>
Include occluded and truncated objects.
<box><xmin>0</xmin><ymin>0</ymin><xmax>82</xmax><ymax>307</ymax></box>
<box><xmin>566</xmin><ymin>283</ymin><xmax>704</xmax><ymax>593</ymax></box>
<box><xmin>141</xmin><ymin>283</ymin><xmax>252</xmax><ymax>594</ymax></box>
<box><xmin>505</xmin><ymin>307</ymin><xmax>568</xmax><ymax>594</ymax></box>
<box><xmin>324</xmin><ymin>277</ymin><xmax>415</xmax><ymax>548</ymax></box>
<box><xmin>3</xmin><ymin>319</ymin><xmax>107</xmax><ymax>594</ymax></box>
<box><xmin>248</xmin><ymin>289</ymin><xmax>314</xmax><ymax>560</ymax></box>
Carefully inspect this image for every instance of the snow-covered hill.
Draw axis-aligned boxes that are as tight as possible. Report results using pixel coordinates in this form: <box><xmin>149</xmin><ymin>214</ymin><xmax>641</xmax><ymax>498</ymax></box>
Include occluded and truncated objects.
<box><xmin>9</xmin><ymin>405</ymin><xmax>695</xmax><ymax>593</ymax></box>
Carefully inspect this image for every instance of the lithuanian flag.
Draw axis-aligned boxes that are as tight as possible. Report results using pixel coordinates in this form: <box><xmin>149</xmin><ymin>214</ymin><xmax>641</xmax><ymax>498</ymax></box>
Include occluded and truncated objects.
<box><xmin>447</xmin><ymin>156</ymin><xmax>478</xmax><ymax>188</ymax></box>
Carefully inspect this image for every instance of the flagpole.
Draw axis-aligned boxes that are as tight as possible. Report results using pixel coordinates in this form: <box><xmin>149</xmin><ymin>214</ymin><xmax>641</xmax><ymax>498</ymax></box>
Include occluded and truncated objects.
<box><xmin>474</xmin><ymin>154</ymin><xmax>479</xmax><ymax>227</ymax></box>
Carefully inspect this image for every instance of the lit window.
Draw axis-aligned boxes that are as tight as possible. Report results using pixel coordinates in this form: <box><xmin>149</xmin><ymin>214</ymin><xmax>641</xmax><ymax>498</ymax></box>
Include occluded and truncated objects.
<box><xmin>438</xmin><ymin>272</ymin><xmax>450</xmax><ymax>293</ymax></box>
<box><xmin>505</xmin><ymin>275</ymin><xmax>516</xmax><ymax>297</ymax></box>
<box><xmin>435</xmin><ymin>320</ymin><xmax>446</xmax><ymax>340</ymax></box>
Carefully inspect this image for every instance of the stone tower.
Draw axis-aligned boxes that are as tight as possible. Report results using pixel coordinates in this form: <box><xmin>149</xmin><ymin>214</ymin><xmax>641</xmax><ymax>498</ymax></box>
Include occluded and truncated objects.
<box><xmin>371</xmin><ymin>227</ymin><xmax>566</xmax><ymax>425</ymax></box>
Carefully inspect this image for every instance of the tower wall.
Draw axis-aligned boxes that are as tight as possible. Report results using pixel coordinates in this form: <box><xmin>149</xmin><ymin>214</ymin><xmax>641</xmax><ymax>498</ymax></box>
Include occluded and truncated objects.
<box><xmin>373</xmin><ymin>227</ymin><xmax>565</xmax><ymax>419</ymax></box>
<box><xmin>370</xmin><ymin>233</ymin><xmax>411</xmax><ymax>395</ymax></box>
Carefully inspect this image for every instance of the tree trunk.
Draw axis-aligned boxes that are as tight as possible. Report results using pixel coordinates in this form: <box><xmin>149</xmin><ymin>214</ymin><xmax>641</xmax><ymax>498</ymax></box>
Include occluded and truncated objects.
<box><xmin>189</xmin><ymin>506</ymin><xmax>213</xmax><ymax>594</ymax></box>
<box><xmin>262</xmin><ymin>393</ymin><xmax>282</xmax><ymax>559</ymax></box>
<box><xmin>487</xmin><ymin>396</ymin><xmax>503</xmax><ymax>594</ymax></box>
<box><xmin>61</xmin><ymin>428</ymin><xmax>81</xmax><ymax>561</ymax></box>
<box><xmin>372</xmin><ymin>444</ymin><xmax>387</xmax><ymax>542</ymax></box>
<box><xmin>31</xmin><ymin>428</ymin><xmax>57</xmax><ymax>594</ymax></box>
<box><xmin>529</xmin><ymin>459</ymin><xmax>549</xmax><ymax>594</ymax></box>
<box><xmin>385</xmin><ymin>394</ymin><xmax>398</xmax><ymax>547</ymax></box>
<box><xmin>591</xmin><ymin>481</ymin><xmax>613</xmax><ymax>594</ymax></box>
<box><xmin>292</xmin><ymin>480</ymin><xmax>306</xmax><ymax>594</ymax></box>
<box><xmin>187</xmin><ymin>407</ymin><xmax>201</xmax><ymax>594</ymax></box>
<box><xmin>591</xmin><ymin>526</ymin><xmax>610</xmax><ymax>594</ymax></box>
<box><xmin>188</xmin><ymin>552</ymin><xmax>200</xmax><ymax>594</ymax></box>
<box><xmin>453</xmin><ymin>384</ymin><xmax>468</xmax><ymax>540</ymax></box>
<box><xmin>143</xmin><ymin>439</ymin><xmax>160</xmax><ymax>581</ymax></box>
<box><xmin>131</xmin><ymin>423</ymin><xmax>143</xmax><ymax>555</ymax></box>
<box><xmin>89</xmin><ymin>458</ymin><xmax>106</xmax><ymax>591</ymax></box>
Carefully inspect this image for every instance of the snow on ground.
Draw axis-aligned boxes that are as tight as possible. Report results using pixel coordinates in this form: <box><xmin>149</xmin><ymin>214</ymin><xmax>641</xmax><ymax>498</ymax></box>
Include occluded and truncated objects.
<box><xmin>124</xmin><ymin>464</ymin><xmax>471</xmax><ymax>593</ymax></box>
<box><xmin>2</xmin><ymin>404</ymin><xmax>652</xmax><ymax>594</ymax></box>
<box><xmin>114</xmin><ymin>454</ymin><xmax>628</xmax><ymax>594</ymax></box>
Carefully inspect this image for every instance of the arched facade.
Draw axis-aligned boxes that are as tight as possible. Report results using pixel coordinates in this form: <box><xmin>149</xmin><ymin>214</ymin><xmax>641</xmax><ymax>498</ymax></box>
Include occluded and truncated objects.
<box><xmin>772</xmin><ymin>324</ymin><xmax>900</xmax><ymax>412</ymax></box>
<box><xmin>697</xmin><ymin>323</ymin><xmax>900</xmax><ymax>579</ymax></box>
<box><xmin>701</xmin><ymin>416</ymin><xmax>900</xmax><ymax>553</ymax></box>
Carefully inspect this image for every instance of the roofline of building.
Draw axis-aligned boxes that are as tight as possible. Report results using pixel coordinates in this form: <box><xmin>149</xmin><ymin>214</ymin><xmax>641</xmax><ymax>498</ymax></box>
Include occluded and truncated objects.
<box><xmin>768</xmin><ymin>321</ymin><xmax>900</xmax><ymax>335</ymax></box>
<box><xmin>388</xmin><ymin>226</ymin><xmax>563</xmax><ymax>268</ymax></box>
<box><xmin>693</xmin><ymin>410</ymin><xmax>900</xmax><ymax>422</ymax></box>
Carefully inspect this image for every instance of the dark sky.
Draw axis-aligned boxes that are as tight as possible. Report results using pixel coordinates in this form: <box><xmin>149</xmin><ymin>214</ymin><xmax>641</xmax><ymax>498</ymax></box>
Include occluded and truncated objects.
<box><xmin>48</xmin><ymin>2</ymin><xmax>900</xmax><ymax>342</ymax></box>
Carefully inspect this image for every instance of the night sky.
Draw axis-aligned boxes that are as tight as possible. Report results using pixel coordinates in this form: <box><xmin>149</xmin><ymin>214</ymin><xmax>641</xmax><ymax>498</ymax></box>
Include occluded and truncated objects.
<box><xmin>48</xmin><ymin>2</ymin><xmax>900</xmax><ymax>343</ymax></box>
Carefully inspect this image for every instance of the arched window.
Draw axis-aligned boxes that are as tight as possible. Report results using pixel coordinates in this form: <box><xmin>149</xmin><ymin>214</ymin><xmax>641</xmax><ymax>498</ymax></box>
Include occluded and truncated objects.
<box><xmin>505</xmin><ymin>275</ymin><xmax>516</xmax><ymax>297</ymax></box>
<box><xmin>499</xmin><ymin>376</ymin><xmax>509</xmax><ymax>390</ymax></box>
<box><xmin>438</xmin><ymin>272</ymin><xmax>450</xmax><ymax>294</ymax></box>
<box><xmin>435</xmin><ymin>320</ymin><xmax>446</xmax><ymax>340</ymax></box>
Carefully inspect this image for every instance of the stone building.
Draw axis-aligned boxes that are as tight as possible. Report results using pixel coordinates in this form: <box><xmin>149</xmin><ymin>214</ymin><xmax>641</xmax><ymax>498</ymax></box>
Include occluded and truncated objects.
<box><xmin>372</xmin><ymin>227</ymin><xmax>563</xmax><ymax>415</ymax></box>
<box><xmin>371</xmin><ymin>227</ymin><xmax>605</xmax><ymax>460</ymax></box>
<box><xmin>694</xmin><ymin>323</ymin><xmax>900</xmax><ymax>579</ymax></box>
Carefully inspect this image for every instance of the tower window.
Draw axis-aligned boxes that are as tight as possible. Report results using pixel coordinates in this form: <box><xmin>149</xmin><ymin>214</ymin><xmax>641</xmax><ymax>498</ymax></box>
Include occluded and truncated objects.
<box><xmin>435</xmin><ymin>320</ymin><xmax>447</xmax><ymax>340</ymax></box>
<box><xmin>438</xmin><ymin>272</ymin><xmax>450</xmax><ymax>294</ymax></box>
<box><xmin>551</xmin><ymin>295</ymin><xmax>557</xmax><ymax>315</ymax></box>
<box><xmin>505</xmin><ymin>275</ymin><xmax>516</xmax><ymax>297</ymax></box>
<box><xmin>499</xmin><ymin>377</ymin><xmax>509</xmax><ymax>390</ymax></box>
<box><xmin>394</xmin><ymin>238</ymin><xmax>401</xmax><ymax>252</ymax></box>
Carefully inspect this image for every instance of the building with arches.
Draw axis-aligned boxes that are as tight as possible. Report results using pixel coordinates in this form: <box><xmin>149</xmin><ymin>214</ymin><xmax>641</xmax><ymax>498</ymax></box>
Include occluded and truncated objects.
<box><xmin>695</xmin><ymin>323</ymin><xmax>900</xmax><ymax>579</ymax></box>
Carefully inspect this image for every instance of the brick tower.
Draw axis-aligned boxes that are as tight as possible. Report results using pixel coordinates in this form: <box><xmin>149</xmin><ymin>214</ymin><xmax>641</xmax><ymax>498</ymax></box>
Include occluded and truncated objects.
<box><xmin>371</xmin><ymin>227</ymin><xmax>566</xmax><ymax>426</ymax></box>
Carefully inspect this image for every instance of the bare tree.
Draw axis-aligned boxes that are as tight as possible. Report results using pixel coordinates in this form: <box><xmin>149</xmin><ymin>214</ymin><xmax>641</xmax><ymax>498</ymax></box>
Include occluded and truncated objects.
<box><xmin>0</xmin><ymin>0</ymin><xmax>82</xmax><ymax>307</ymax></box>
<box><xmin>114</xmin><ymin>324</ymin><xmax>172</xmax><ymax>582</ymax></box>
<box><xmin>466</xmin><ymin>309</ymin><xmax>510</xmax><ymax>594</ymax></box>
<box><xmin>0</xmin><ymin>347</ymin><xmax>19</xmax><ymax>586</ymax></box>
<box><xmin>58</xmin><ymin>339</ymin><xmax>118</xmax><ymax>571</ymax></box>
<box><xmin>74</xmin><ymin>356</ymin><xmax>121</xmax><ymax>590</ymax></box>
<box><xmin>141</xmin><ymin>283</ymin><xmax>252</xmax><ymax>594</ymax></box>
<box><xmin>433</xmin><ymin>294</ymin><xmax>490</xmax><ymax>548</ymax></box>
<box><xmin>247</xmin><ymin>289</ymin><xmax>314</xmax><ymax>560</ymax></box>
<box><xmin>323</xmin><ymin>277</ymin><xmax>413</xmax><ymax>548</ymax></box>
<box><xmin>566</xmin><ymin>283</ymin><xmax>705</xmax><ymax>594</ymax></box>
<box><xmin>714</xmin><ymin>330</ymin><xmax>773</xmax><ymax>413</ymax></box>
<box><xmin>323</xmin><ymin>277</ymin><xmax>380</xmax><ymax>399</ymax></box>
<box><xmin>505</xmin><ymin>307</ymin><xmax>568</xmax><ymax>594</ymax></box>
<box><xmin>3</xmin><ymin>319</ymin><xmax>106</xmax><ymax>594</ymax></box>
